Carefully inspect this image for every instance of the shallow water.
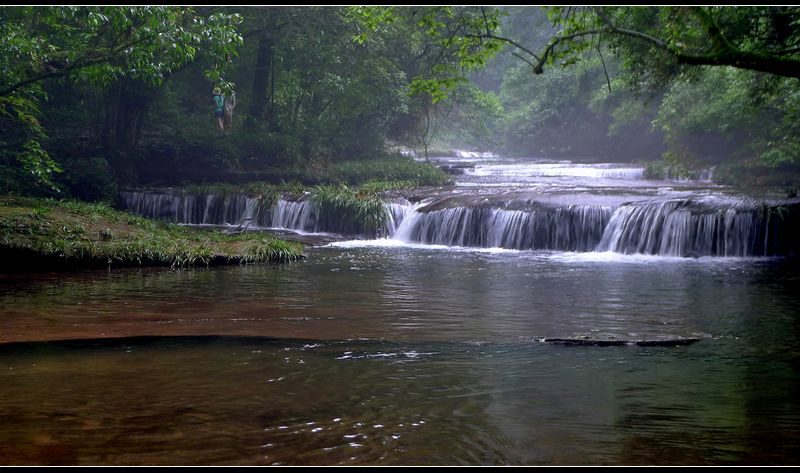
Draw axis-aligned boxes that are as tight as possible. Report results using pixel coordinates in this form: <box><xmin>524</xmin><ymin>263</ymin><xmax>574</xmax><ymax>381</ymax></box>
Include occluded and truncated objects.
<box><xmin>1</xmin><ymin>248</ymin><xmax>799</xmax><ymax>465</ymax></box>
<box><xmin>2</xmin><ymin>156</ymin><xmax>799</xmax><ymax>464</ymax></box>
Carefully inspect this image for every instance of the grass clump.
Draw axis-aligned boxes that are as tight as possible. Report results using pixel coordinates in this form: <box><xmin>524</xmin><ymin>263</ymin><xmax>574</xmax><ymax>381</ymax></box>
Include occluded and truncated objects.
<box><xmin>310</xmin><ymin>184</ymin><xmax>389</xmax><ymax>236</ymax></box>
<box><xmin>0</xmin><ymin>196</ymin><xmax>304</xmax><ymax>271</ymax></box>
<box><xmin>243</xmin><ymin>238</ymin><xmax>301</xmax><ymax>264</ymax></box>
<box><xmin>329</xmin><ymin>158</ymin><xmax>452</xmax><ymax>187</ymax></box>
<box><xmin>642</xmin><ymin>161</ymin><xmax>700</xmax><ymax>180</ymax></box>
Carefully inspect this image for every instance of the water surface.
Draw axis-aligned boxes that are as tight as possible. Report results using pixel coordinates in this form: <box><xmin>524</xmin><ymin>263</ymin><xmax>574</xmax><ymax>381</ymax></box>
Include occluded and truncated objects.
<box><xmin>2</xmin><ymin>155</ymin><xmax>799</xmax><ymax>465</ymax></box>
<box><xmin>1</xmin><ymin>248</ymin><xmax>799</xmax><ymax>464</ymax></box>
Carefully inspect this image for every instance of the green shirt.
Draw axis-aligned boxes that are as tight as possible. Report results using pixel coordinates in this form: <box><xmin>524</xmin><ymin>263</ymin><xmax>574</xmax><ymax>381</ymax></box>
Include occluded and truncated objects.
<box><xmin>214</xmin><ymin>94</ymin><xmax>225</xmax><ymax>112</ymax></box>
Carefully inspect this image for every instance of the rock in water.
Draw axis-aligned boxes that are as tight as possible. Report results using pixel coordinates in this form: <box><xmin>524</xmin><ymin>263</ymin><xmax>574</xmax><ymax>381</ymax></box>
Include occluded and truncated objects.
<box><xmin>540</xmin><ymin>337</ymin><xmax>700</xmax><ymax>347</ymax></box>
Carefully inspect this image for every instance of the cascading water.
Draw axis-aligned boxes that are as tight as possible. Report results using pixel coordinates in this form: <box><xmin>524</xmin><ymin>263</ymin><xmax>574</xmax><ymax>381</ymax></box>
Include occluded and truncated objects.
<box><xmin>119</xmin><ymin>156</ymin><xmax>798</xmax><ymax>257</ymax></box>
<box><xmin>393</xmin><ymin>204</ymin><xmax>612</xmax><ymax>252</ymax></box>
<box><xmin>119</xmin><ymin>191</ymin><xmax>409</xmax><ymax>237</ymax></box>
<box><xmin>271</xmin><ymin>199</ymin><xmax>315</xmax><ymax>231</ymax></box>
<box><xmin>596</xmin><ymin>199</ymin><xmax>784</xmax><ymax>257</ymax></box>
<box><xmin>467</xmin><ymin>162</ymin><xmax>645</xmax><ymax>180</ymax></box>
<box><xmin>388</xmin><ymin>197</ymin><xmax>796</xmax><ymax>256</ymax></box>
<box><xmin>266</xmin><ymin>199</ymin><xmax>410</xmax><ymax>236</ymax></box>
<box><xmin>120</xmin><ymin>191</ymin><xmax>264</xmax><ymax>226</ymax></box>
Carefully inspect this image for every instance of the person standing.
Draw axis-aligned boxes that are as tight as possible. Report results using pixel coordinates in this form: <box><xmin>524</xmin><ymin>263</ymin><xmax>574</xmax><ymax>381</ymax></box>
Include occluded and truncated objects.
<box><xmin>213</xmin><ymin>87</ymin><xmax>225</xmax><ymax>132</ymax></box>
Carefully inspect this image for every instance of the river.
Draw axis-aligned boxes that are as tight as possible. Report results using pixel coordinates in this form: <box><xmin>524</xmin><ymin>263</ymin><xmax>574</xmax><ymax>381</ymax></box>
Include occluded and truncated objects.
<box><xmin>1</xmin><ymin>155</ymin><xmax>799</xmax><ymax>465</ymax></box>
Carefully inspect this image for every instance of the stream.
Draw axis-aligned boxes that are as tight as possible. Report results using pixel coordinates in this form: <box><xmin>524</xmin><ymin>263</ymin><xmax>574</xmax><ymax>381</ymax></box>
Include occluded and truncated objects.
<box><xmin>1</xmin><ymin>155</ymin><xmax>799</xmax><ymax>465</ymax></box>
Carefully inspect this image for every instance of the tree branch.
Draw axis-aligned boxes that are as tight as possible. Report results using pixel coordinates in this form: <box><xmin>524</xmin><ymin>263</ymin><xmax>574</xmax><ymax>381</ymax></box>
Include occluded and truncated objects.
<box><xmin>526</xmin><ymin>11</ymin><xmax>800</xmax><ymax>80</ymax></box>
<box><xmin>532</xmin><ymin>28</ymin><xmax>609</xmax><ymax>73</ymax></box>
<box><xmin>511</xmin><ymin>52</ymin><xmax>536</xmax><ymax>69</ymax></box>
<box><xmin>464</xmin><ymin>33</ymin><xmax>541</xmax><ymax>62</ymax></box>
<box><xmin>480</xmin><ymin>6</ymin><xmax>491</xmax><ymax>36</ymax></box>
<box><xmin>0</xmin><ymin>55</ymin><xmax>112</xmax><ymax>97</ymax></box>
<box><xmin>596</xmin><ymin>34</ymin><xmax>612</xmax><ymax>92</ymax></box>
<box><xmin>0</xmin><ymin>21</ymin><xmax>157</xmax><ymax>98</ymax></box>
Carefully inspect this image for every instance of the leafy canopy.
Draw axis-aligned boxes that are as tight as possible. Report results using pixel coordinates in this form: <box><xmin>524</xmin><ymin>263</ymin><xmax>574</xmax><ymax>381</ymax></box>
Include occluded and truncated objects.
<box><xmin>0</xmin><ymin>6</ymin><xmax>243</xmax><ymax>191</ymax></box>
<box><xmin>348</xmin><ymin>6</ymin><xmax>505</xmax><ymax>102</ymax></box>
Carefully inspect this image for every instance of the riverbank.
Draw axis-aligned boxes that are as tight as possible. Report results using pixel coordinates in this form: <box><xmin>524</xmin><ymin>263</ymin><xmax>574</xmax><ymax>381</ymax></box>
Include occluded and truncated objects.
<box><xmin>0</xmin><ymin>196</ymin><xmax>304</xmax><ymax>271</ymax></box>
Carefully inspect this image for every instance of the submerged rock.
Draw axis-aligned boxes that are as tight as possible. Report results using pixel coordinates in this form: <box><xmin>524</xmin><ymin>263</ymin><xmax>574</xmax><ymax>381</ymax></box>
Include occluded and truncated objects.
<box><xmin>539</xmin><ymin>337</ymin><xmax>700</xmax><ymax>347</ymax></box>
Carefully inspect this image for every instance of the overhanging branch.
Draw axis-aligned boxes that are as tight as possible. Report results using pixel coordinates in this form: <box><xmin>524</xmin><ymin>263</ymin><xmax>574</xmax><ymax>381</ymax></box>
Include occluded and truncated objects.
<box><xmin>527</xmin><ymin>17</ymin><xmax>800</xmax><ymax>80</ymax></box>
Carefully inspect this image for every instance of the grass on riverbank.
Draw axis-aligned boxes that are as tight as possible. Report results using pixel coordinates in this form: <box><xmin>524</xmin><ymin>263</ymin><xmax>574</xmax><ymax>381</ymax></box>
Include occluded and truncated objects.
<box><xmin>0</xmin><ymin>196</ymin><xmax>304</xmax><ymax>271</ymax></box>
<box><xmin>328</xmin><ymin>158</ymin><xmax>452</xmax><ymax>187</ymax></box>
<box><xmin>311</xmin><ymin>184</ymin><xmax>389</xmax><ymax>236</ymax></box>
<box><xmin>171</xmin><ymin>157</ymin><xmax>452</xmax><ymax>198</ymax></box>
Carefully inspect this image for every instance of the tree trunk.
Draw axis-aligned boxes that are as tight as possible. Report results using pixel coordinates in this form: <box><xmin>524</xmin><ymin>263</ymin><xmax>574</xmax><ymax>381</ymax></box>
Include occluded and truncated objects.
<box><xmin>267</xmin><ymin>51</ymin><xmax>278</xmax><ymax>131</ymax></box>
<box><xmin>104</xmin><ymin>79</ymin><xmax>151</xmax><ymax>153</ymax></box>
<box><xmin>246</xmin><ymin>32</ymin><xmax>274</xmax><ymax>129</ymax></box>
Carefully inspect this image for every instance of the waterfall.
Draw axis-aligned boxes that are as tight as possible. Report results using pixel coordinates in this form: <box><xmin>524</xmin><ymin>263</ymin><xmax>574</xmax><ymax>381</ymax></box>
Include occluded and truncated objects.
<box><xmin>392</xmin><ymin>198</ymin><xmax>796</xmax><ymax>256</ymax></box>
<box><xmin>394</xmin><ymin>204</ymin><xmax>612</xmax><ymax>251</ymax></box>
<box><xmin>271</xmin><ymin>199</ymin><xmax>316</xmax><ymax>231</ymax></box>
<box><xmin>119</xmin><ymin>191</ymin><xmax>260</xmax><ymax>225</ymax></box>
<box><xmin>385</xmin><ymin>202</ymin><xmax>414</xmax><ymax>237</ymax></box>
<box><xmin>119</xmin><ymin>191</ymin><xmax>413</xmax><ymax>237</ymax></box>
<box><xmin>596</xmin><ymin>199</ymin><xmax>784</xmax><ymax>257</ymax></box>
<box><xmin>119</xmin><ymin>191</ymin><xmax>797</xmax><ymax>257</ymax></box>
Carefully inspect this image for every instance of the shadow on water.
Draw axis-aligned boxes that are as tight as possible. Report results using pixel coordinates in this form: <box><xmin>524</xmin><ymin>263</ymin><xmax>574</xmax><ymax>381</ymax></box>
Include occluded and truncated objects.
<box><xmin>0</xmin><ymin>331</ymin><xmax>799</xmax><ymax>465</ymax></box>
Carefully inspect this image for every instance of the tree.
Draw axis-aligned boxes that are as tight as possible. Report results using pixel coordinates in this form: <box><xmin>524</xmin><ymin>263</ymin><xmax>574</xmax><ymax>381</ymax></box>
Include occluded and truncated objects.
<box><xmin>458</xmin><ymin>7</ymin><xmax>800</xmax><ymax>83</ymax></box>
<box><xmin>353</xmin><ymin>6</ymin><xmax>800</xmax><ymax>172</ymax></box>
<box><xmin>0</xmin><ymin>7</ymin><xmax>242</xmax><ymax>97</ymax></box>
<box><xmin>348</xmin><ymin>6</ymin><xmax>506</xmax><ymax>103</ymax></box>
<box><xmin>0</xmin><ymin>6</ymin><xmax>242</xmax><ymax>192</ymax></box>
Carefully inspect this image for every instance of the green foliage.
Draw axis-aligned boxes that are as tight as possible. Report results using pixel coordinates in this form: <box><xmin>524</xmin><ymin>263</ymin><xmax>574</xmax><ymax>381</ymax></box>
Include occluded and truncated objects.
<box><xmin>650</xmin><ymin>67</ymin><xmax>800</xmax><ymax>168</ymax></box>
<box><xmin>347</xmin><ymin>6</ymin><xmax>399</xmax><ymax>46</ymax></box>
<box><xmin>0</xmin><ymin>196</ymin><xmax>303</xmax><ymax>269</ymax></box>
<box><xmin>58</xmin><ymin>156</ymin><xmax>117</xmax><ymax>202</ymax></box>
<box><xmin>329</xmin><ymin>158</ymin><xmax>452</xmax><ymax>186</ymax></box>
<box><xmin>0</xmin><ymin>6</ymin><xmax>243</xmax><ymax>194</ymax></box>
<box><xmin>348</xmin><ymin>6</ymin><xmax>505</xmax><ymax>103</ymax></box>
<box><xmin>433</xmin><ymin>82</ymin><xmax>504</xmax><ymax>150</ymax></box>
<box><xmin>642</xmin><ymin>161</ymin><xmax>700</xmax><ymax>180</ymax></box>
<box><xmin>534</xmin><ymin>7</ymin><xmax>800</xmax><ymax>83</ymax></box>
<box><xmin>712</xmin><ymin>162</ymin><xmax>800</xmax><ymax>188</ymax></box>
<box><xmin>166</xmin><ymin>157</ymin><xmax>450</xmax><ymax>201</ymax></box>
<box><xmin>5</xmin><ymin>6</ymin><xmax>797</xmax><ymax>198</ymax></box>
<box><xmin>17</xmin><ymin>140</ymin><xmax>63</xmax><ymax>191</ymax></box>
<box><xmin>357</xmin><ymin>180</ymin><xmax>418</xmax><ymax>193</ymax></box>
<box><xmin>1</xmin><ymin>7</ymin><xmax>476</xmax><ymax>196</ymax></box>
<box><xmin>243</xmin><ymin>238</ymin><xmax>303</xmax><ymax>265</ymax></box>
<box><xmin>0</xmin><ymin>7</ymin><xmax>243</xmax><ymax>93</ymax></box>
<box><xmin>311</xmin><ymin>184</ymin><xmax>389</xmax><ymax>236</ymax></box>
<box><xmin>496</xmin><ymin>53</ymin><xmax>661</xmax><ymax>159</ymax></box>
<box><xmin>0</xmin><ymin>92</ymin><xmax>62</xmax><ymax>193</ymax></box>
<box><xmin>180</xmin><ymin>181</ymin><xmax>282</xmax><ymax>201</ymax></box>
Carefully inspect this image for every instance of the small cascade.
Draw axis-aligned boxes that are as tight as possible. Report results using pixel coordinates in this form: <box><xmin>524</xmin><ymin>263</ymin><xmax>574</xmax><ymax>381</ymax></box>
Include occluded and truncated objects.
<box><xmin>271</xmin><ymin>199</ymin><xmax>316</xmax><ymax>231</ymax></box>
<box><xmin>119</xmin><ymin>191</ymin><xmax>413</xmax><ymax>238</ymax></box>
<box><xmin>467</xmin><ymin>163</ymin><xmax>644</xmax><ymax>180</ymax></box>
<box><xmin>120</xmin><ymin>191</ymin><xmax>258</xmax><ymax>225</ymax></box>
<box><xmin>384</xmin><ymin>202</ymin><xmax>413</xmax><ymax>237</ymax></box>
<box><xmin>120</xmin><ymin>190</ymin><xmax>797</xmax><ymax>256</ymax></box>
<box><xmin>597</xmin><ymin>199</ymin><xmax>791</xmax><ymax>257</ymax></box>
<box><xmin>454</xmin><ymin>150</ymin><xmax>496</xmax><ymax>158</ymax></box>
<box><xmin>269</xmin><ymin>199</ymin><xmax>411</xmax><ymax>236</ymax></box>
<box><xmin>392</xmin><ymin>197</ymin><xmax>797</xmax><ymax>256</ymax></box>
<box><xmin>394</xmin><ymin>204</ymin><xmax>612</xmax><ymax>251</ymax></box>
<box><xmin>666</xmin><ymin>167</ymin><xmax>714</xmax><ymax>182</ymax></box>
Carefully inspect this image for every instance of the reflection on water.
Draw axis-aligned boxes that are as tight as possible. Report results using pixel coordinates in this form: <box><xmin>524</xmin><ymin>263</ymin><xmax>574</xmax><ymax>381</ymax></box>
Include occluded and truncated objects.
<box><xmin>1</xmin><ymin>248</ymin><xmax>800</xmax><ymax>464</ymax></box>
<box><xmin>1</xmin><ymin>248</ymin><xmax>798</xmax><ymax>344</ymax></box>
<box><xmin>0</xmin><ymin>335</ymin><xmax>798</xmax><ymax>465</ymax></box>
